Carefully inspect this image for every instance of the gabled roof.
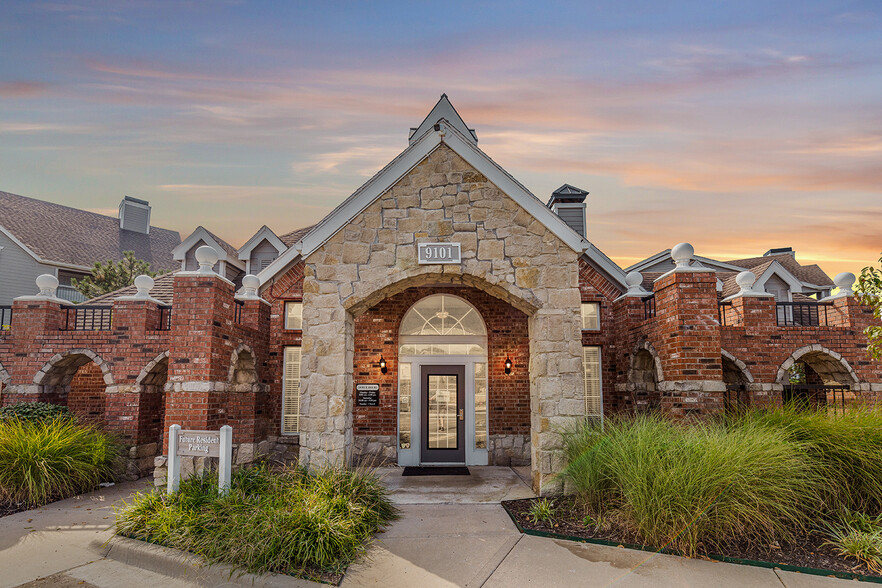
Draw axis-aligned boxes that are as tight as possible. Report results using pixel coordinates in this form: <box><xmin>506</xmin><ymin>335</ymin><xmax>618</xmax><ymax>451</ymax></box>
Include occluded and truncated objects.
<box><xmin>86</xmin><ymin>271</ymin><xmax>177</xmax><ymax>306</ymax></box>
<box><xmin>725</xmin><ymin>254</ymin><xmax>833</xmax><ymax>288</ymax></box>
<box><xmin>626</xmin><ymin>250</ymin><xmax>746</xmax><ymax>273</ymax></box>
<box><xmin>258</xmin><ymin>99</ymin><xmax>628</xmax><ymax>290</ymax></box>
<box><xmin>0</xmin><ymin>190</ymin><xmax>180</xmax><ymax>271</ymax></box>
<box><xmin>409</xmin><ymin>94</ymin><xmax>478</xmax><ymax>145</ymax></box>
<box><xmin>237</xmin><ymin>225</ymin><xmax>286</xmax><ymax>261</ymax></box>
<box><xmin>172</xmin><ymin>226</ymin><xmax>244</xmax><ymax>269</ymax></box>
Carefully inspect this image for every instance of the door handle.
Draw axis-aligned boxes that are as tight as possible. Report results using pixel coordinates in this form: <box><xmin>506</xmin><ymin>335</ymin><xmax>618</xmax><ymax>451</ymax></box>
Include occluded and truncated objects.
<box><xmin>459</xmin><ymin>409</ymin><xmax>464</xmax><ymax>421</ymax></box>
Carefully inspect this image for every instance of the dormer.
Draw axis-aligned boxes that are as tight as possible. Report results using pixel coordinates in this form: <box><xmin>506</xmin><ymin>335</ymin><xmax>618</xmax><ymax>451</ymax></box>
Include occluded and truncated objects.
<box><xmin>172</xmin><ymin>226</ymin><xmax>245</xmax><ymax>282</ymax></box>
<box><xmin>409</xmin><ymin>94</ymin><xmax>478</xmax><ymax>145</ymax></box>
<box><xmin>237</xmin><ymin>225</ymin><xmax>287</xmax><ymax>274</ymax></box>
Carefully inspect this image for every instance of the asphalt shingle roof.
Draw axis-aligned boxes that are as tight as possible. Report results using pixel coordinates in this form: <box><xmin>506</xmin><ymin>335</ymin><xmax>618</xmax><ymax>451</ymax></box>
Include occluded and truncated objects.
<box><xmin>0</xmin><ymin>190</ymin><xmax>180</xmax><ymax>271</ymax></box>
<box><xmin>86</xmin><ymin>271</ymin><xmax>177</xmax><ymax>306</ymax></box>
<box><xmin>278</xmin><ymin>225</ymin><xmax>316</xmax><ymax>247</ymax></box>
<box><xmin>725</xmin><ymin>254</ymin><xmax>834</xmax><ymax>287</ymax></box>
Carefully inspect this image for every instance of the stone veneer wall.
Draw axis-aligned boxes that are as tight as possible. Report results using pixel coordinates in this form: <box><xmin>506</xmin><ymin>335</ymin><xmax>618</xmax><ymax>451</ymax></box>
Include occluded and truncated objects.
<box><xmin>299</xmin><ymin>143</ymin><xmax>585</xmax><ymax>493</ymax></box>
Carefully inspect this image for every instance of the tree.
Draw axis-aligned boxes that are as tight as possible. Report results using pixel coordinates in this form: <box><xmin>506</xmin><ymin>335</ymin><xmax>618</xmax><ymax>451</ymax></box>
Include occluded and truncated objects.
<box><xmin>855</xmin><ymin>251</ymin><xmax>882</xmax><ymax>361</ymax></box>
<box><xmin>72</xmin><ymin>251</ymin><xmax>162</xmax><ymax>300</ymax></box>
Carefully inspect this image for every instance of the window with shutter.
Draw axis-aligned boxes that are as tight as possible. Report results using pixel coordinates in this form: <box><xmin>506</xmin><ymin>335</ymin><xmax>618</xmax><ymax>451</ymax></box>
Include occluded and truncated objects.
<box><xmin>282</xmin><ymin>346</ymin><xmax>301</xmax><ymax>434</ymax></box>
<box><xmin>582</xmin><ymin>346</ymin><xmax>603</xmax><ymax>420</ymax></box>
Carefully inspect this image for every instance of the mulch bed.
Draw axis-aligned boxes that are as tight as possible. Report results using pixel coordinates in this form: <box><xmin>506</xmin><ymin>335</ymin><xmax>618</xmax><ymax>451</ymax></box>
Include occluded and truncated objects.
<box><xmin>503</xmin><ymin>496</ymin><xmax>882</xmax><ymax>582</ymax></box>
<box><xmin>1</xmin><ymin>499</ymin><xmax>31</xmax><ymax>518</ymax></box>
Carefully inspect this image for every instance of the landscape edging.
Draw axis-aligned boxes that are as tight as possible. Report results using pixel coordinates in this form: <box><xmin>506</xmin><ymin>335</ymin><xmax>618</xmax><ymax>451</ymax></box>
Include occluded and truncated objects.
<box><xmin>500</xmin><ymin>501</ymin><xmax>882</xmax><ymax>585</ymax></box>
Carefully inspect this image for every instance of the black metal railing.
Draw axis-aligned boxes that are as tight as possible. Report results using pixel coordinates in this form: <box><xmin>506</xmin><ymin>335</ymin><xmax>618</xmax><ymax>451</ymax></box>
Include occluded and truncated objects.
<box><xmin>724</xmin><ymin>383</ymin><xmax>747</xmax><ymax>413</ymax></box>
<box><xmin>776</xmin><ymin>302</ymin><xmax>831</xmax><ymax>327</ymax></box>
<box><xmin>234</xmin><ymin>299</ymin><xmax>245</xmax><ymax>324</ymax></box>
<box><xmin>718</xmin><ymin>301</ymin><xmax>733</xmax><ymax>326</ymax></box>
<box><xmin>0</xmin><ymin>306</ymin><xmax>12</xmax><ymax>331</ymax></box>
<box><xmin>642</xmin><ymin>294</ymin><xmax>656</xmax><ymax>320</ymax></box>
<box><xmin>785</xmin><ymin>384</ymin><xmax>852</xmax><ymax>414</ymax></box>
<box><xmin>158</xmin><ymin>306</ymin><xmax>172</xmax><ymax>331</ymax></box>
<box><xmin>63</xmin><ymin>305</ymin><xmax>113</xmax><ymax>330</ymax></box>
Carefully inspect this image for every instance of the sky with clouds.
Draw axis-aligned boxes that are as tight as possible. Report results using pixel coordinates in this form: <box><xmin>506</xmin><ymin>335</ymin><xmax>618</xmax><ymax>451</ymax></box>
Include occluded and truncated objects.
<box><xmin>1</xmin><ymin>0</ymin><xmax>880</xmax><ymax>277</ymax></box>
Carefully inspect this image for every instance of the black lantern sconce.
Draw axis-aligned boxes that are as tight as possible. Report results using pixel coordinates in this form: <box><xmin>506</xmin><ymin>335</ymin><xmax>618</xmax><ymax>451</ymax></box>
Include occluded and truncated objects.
<box><xmin>379</xmin><ymin>356</ymin><xmax>388</xmax><ymax>374</ymax></box>
<box><xmin>504</xmin><ymin>357</ymin><xmax>513</xmax><ymax>375</ymax></box>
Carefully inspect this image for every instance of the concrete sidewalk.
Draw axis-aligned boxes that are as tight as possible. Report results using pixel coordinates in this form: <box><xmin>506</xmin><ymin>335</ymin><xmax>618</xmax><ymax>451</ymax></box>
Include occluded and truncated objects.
<box><xmin>1</xmin><ymin>469</ymin><xmax>869</xmax><ymax>587</ymax></box>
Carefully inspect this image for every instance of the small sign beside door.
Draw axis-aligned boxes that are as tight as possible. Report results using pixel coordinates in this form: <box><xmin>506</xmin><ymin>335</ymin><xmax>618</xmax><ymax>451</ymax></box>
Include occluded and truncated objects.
<box><xmin>356</xmin><ymin>384</ymin><xmax>380</xmax><ymax>407</ymax></box>
<box><xmin>418</xmin><ymin>243</ymin><xmax>461</xmax><ymax>264</ymax></box>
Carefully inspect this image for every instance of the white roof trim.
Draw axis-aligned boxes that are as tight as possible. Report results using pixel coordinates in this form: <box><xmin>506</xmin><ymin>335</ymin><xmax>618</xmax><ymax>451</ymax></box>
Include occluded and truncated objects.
<box><xmin>237</xmin><ymin>225</ymin><xmax>286</xmax><ymax>261</ymax></box>
<box><xmin>172</xmin><ymin>226</ymin><xmax>244</xmax><ymax>270</ymax></box>
<box><xmin>259</xmin><ymin>120</ymin><xmax>628</xmax><ymax>290</ymax></box>
<box><xmin>626</xmin><ymin>250</ymin><xmax>746</xmax><ymax>273</ymax></box>
<box><xmin>753</xmin><ymin>260</ymin><xmax>804</xmax><ymax>293</ymax></box>
<box><xmin>409</xmin><ymin>94</ymin><xmax>477</xmax><ymax>144</ymax></box>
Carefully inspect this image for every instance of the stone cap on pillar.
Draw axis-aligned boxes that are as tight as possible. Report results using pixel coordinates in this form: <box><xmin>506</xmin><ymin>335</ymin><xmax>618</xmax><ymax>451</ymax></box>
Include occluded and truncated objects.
<box><xmin>654</xmin><ymin>242</ymin><xmax>715</xmax><ymax>282</ymax></box>
<box><xmin>722</xmin><ymin>271</ymin><xmax>775</xmax><ymax>302</ymax></box>
<box><xmin>14</xmin><ymin>274</ymin><xmax>70</xmax><ymax>304</ymax></box>
<box><xmin>116</xmin><ymin>274</ymin><xmax>165</xmax><ymax>305</ymax></box>
<box><xmin>615</xmin><ymin>271</ymin><xmax>650</xmax><ymax>301</ymax></box>
<box><xmin>821</xmin><ymin>272</ymin><xmax>856</xmax><ymax>301</ymax></box>
<box><xmin>177</xmin><ymin>245</ymin><xmax>234</xmax><ymax>286</ymax></box>
<box><xmin>235</xmin><ymin>274</ymin><xmax>270</xmax><ymax>304</ymax></box>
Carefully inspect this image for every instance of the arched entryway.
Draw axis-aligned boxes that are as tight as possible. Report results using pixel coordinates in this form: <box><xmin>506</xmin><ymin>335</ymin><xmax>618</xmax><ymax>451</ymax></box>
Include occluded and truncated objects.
<box><xmin>396</xmin><ymin>293</ymin><xmax>489</xmax><ymax>466</ymax></box>
<box><xmin>721</xmin><ymin>350</ymin><xmax>753</xmax><ymax>412</ymax></box>
<box><xmin>137</xmin><ymin>351</ymin><xmax>169</xmax><ymax>453</ymax></box>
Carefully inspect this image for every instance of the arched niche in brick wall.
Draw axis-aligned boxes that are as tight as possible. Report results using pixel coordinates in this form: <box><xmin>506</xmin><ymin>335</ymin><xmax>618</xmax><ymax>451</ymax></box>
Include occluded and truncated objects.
<box><xmin>228</xmin><ymin>344</ymin><xmax>259</xmax><ymax>388</ymax></box>
<box><xmin>136</xmin><ymin>351</ymin><xmax>169</xmax><ymax>450</ymax></box>
<box><xmin>721</xmin><ymin>350</ymin><xmax>754</xmax><ymax>385</ymax></box>
<box><xmin>33</xmin><ymin>349</ymin><xmax>113</xmax><ymax>424</ymax></box>
<box><xmin>629</xmin><ymin>340</ymin><xmax>663</xmax><ymax>412</ymax></box>
<box><xmin>776</xmin><ymin>345</ymin><xmax>859</xmax><ymax>387</ymax></box>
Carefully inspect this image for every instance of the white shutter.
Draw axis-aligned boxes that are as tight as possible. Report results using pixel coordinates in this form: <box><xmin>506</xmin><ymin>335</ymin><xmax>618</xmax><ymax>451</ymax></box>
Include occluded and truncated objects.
<box><xmin>282</xmin><ymin>346</ymin><xmax>301</xmax><ymax>434</ymax></box>
<box><xmin>582</xmin><ymin>346</ymin><xmax>603</xmax><ymax>419</ymax></box>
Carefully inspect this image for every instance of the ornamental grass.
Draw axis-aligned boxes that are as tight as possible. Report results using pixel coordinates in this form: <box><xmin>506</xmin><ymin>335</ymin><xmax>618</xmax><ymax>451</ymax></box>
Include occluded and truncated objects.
<box><xmin>115</xmin><ymin>463</ymin><xmax>398</xmax><ymax>578</ymax></box>
<box><xmin>0</xmin><ymin>416</ymin><xmax>121</xmax><ymax>506</ymax></box>
<box><xmin>561</xmin><ymin>413</ymin><xmax>823</xmax><ymax>556</ymax></box>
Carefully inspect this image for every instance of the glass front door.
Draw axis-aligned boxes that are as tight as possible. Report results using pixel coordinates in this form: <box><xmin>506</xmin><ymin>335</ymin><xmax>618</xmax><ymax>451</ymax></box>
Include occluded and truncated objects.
<box><xmin>420</xmin><ymin>365</ymin><xmax>465</xmax><ymax>463</ymax></box>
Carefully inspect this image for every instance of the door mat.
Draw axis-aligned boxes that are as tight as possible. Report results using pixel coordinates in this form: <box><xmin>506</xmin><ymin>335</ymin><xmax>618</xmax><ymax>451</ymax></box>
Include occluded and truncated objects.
<box><xmin>402</xmin><ymin>466</ymin><xmax>470</xmax><ymax>476</ymax></box>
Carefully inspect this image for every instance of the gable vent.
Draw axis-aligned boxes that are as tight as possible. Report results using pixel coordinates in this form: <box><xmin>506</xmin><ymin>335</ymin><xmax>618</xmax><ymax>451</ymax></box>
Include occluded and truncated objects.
<box><xmin>547</xmin><ymin>184</ymin><xmax>588</xmax><ymax>238</ymax></box>
<box><xmin>119</xmin><ymin>196</ymin><xmax>151</xmax><ymax>234</ymax></box>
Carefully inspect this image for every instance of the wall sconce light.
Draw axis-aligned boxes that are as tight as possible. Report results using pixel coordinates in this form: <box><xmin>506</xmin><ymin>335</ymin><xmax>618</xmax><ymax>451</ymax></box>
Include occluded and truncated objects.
<box><xmin>504</xmin><ymin>357</ymin><xmax>513</xmax><ymax>375</ymax></box>
<box><xmin>379</xmin><ymin>356</ymin><xmax>387</xmax><ymax>374</ymax></box>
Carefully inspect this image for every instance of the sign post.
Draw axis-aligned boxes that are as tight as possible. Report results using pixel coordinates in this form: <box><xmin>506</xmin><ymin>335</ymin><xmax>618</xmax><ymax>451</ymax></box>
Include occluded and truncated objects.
<box><xmin>166</xmin><ymin>424</ymin><xmax>233</xmax><ymax>495</ymax></box>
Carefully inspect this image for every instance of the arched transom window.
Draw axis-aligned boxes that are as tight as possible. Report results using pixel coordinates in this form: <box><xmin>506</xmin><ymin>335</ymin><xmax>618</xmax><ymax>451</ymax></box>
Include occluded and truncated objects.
<box><xmin>399</xmin><ymin>294</ymin><xmax>487</xmax><ymax>356</ymax></box>
<box><xmin>400</xmin><ymin>294</ymin><xmax>486</xmax><ymax>336</ymax></box>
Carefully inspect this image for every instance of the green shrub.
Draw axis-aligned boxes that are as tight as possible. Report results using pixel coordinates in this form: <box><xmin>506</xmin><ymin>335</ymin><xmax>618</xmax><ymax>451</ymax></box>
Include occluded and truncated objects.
<box><xmin>115</xmin><ymin>463</ymin><xmax>398</xmax><ymax>577</ymax></box>
<box><xmin>528</xmin><ymin>497</ymin><xmax>556</xmax><ymax>526</ymax></box>
<box><xmin>823</xmin><ymin>510</ymin><xmax>882</xmax><ymax>573</ymax></box>
<box><xmin>561</xmin><ymin>414</ymin><xmax>821</xmax><ymax>555</ymax></box>
<box><xmin>734</xmin><ymin>406</ymin><xmax>882</xmax><ymax>513</ymax></box>
<box><xmin>0</xmin><ymin>417</ymin><xmax>120</xmax><ymax>506</ymax></box>
<box><xmin>0</xmin><ymin>402</ymin><xmax>74</xmax><ymax>423</ymax></box>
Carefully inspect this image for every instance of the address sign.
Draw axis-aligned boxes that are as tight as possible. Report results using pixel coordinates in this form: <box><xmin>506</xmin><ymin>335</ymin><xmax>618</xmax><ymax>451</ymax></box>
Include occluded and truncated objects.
<box><xmin>418</xmin><ymin>243</ymin><xmax>461</xmax><ymax>265</ymax></box>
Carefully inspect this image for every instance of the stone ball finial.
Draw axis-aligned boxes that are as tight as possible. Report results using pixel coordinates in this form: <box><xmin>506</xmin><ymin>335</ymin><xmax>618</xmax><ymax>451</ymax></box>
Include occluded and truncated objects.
<box><xmin>195</xmin><ymin>245</ymin><xmax>219</xmax><ymax>274</ymax></box>
<box><xmin>240</xmin><ymin>274</ymin><xmax>260</xmax><ymax>299</ymax></box>
<box><xmin>834</xmin><ymin>271</ymin><xmax>856</xmax><ymax>296</ymax></box>
<box><xmin>625</xmin><ymin>271</ymin><xmax>646</xmax><ymax>295</ymax></box>
<box><xmin>735</xmin><ymin>271</ymin><xmax>757</xmax><ymax>294</ymax></box>
<box><xmin>35</xmin><ymin>273</ymin><xmax>59</xmax><ymax>297</ymax></box>
<box><xmin>671</xmin><ymin>242</ymin><xmax>694</xmax><ymax>269</ymax></box>
<box><xmin>133</xmin><ymin>274</ymin><xmax>155</xmax><ymax>298</ymax></box>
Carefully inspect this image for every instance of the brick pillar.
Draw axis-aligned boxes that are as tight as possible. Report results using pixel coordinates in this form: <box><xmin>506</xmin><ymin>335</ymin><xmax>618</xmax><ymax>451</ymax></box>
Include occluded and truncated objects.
<box><xmin>4</xmin><ymin>298</ymin><xmax>67</xmax><ymax>402</ymax></box>
<box><xmin>227</xmin><ymin>297</ymin><xmax>272</xmax><ymax>446</ymax></box>
<box><xmin>730</xmin><ymin>295</ymin><xmax>777</xmax><ymax>335</ymax></box>
<box><xmin>652</xmin><ymin>268</ymin><xmax>724</xmax><ymax>417</ymax></box>
<box><xmin>164</xmin><ymin>272</ymin><xmax>237</xmax><ymax>452</ymax></box>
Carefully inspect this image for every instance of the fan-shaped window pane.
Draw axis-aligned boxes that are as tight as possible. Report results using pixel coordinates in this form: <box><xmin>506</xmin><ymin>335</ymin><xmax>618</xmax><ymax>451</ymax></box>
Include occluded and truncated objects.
<box><xmin>399</xmin><ymin>295</ymin><xmax>486</xmax><ymax>336</ymax></box>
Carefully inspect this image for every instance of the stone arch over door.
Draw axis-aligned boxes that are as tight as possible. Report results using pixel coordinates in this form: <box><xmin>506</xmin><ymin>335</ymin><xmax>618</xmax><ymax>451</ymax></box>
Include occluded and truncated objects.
<box><xmin>33</xmin><ymin>349</ymin><xmax>114</xmax><ymax>424</ymax></box>
<box><xmin>628</xmin><ymin>340</ymin><xmax>663</xmax><ymax>411</ymax></box>
<box><xmin>721</xmin><ymin>349</ymin><xmax>753</xmax><ymax>409</ymax></box>
<box><xmin>777</xmin><ymin>345</ymin><xmax>860</xmax><ymax>410</ymax></box>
